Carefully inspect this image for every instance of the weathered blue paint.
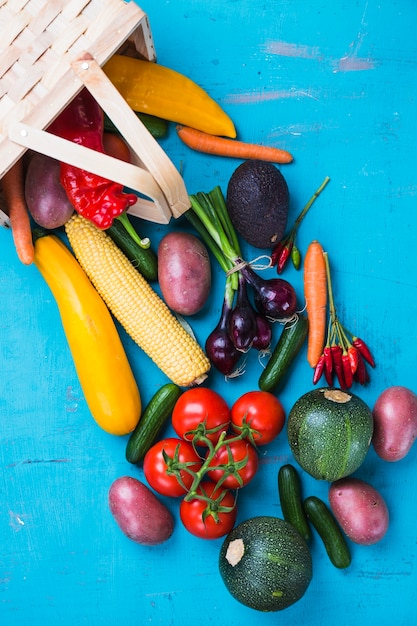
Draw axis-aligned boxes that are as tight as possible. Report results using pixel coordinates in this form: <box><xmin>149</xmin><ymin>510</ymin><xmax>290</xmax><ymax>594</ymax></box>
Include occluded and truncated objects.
<box><xmin>1</xmin><ymin>1</ymin><xmax>416</xmax><ymax>624</ymax></box>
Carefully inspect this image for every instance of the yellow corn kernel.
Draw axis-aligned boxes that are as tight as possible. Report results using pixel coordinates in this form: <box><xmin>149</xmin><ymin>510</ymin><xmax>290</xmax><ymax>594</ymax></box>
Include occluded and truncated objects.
<box><xmin>65</xmin><ymin>215</ymin><xmax>210</xmax><ymax>387</ymax></box>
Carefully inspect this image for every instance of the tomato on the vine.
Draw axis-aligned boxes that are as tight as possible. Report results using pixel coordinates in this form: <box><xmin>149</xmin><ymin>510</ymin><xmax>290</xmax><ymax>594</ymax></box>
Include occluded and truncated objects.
<box><xmin>143</xmin><ymin>437</ymin><xmax>202</xmax><ymax>498</ymax></box>
<box><xmin>230</xmin><ymin>390</ymin><xmax>286</xmax><ymax>446</ymax></box>
<box><xmin>179</xmin><ymin>480</ymin><xmax>237</xmax><ymax>540</ymax></box>
<box><xmin>206</xmin><ymin>436</ymin><xmax>259</xmax><ymax>489</ymax></box>
<box><xmin>172</xmin><ymin>387</ymin><xmax>231</xmax><ymax>446</ymax></box>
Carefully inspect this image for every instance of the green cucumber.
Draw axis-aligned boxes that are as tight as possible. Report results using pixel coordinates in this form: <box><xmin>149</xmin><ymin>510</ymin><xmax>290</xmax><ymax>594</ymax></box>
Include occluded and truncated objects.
<box><xmin>278</xmin><ymin>464</ymin><xmax>311</xmax><ymax>543</ymax></box>
<box><xmin>126</xmin><ymin>383</ymin><xmax>182</xmax><ymax>464</ymax></box>
<box><xmin>107</xmin><ymin>217</ymin><xmax>158</xmax><ymax>281</ymax></box>
<box><xmin>258</xmin><ymin>314</ymin><xmax>308</xmax><ymax>392</ymax></box>
<box><xmin>103</xmin><ymin>112</ymin><xmax>169</xmax><ymax>139</ymax></box>
<box><xmin>303</xmin><ymin>495</ymin><xmax>351</xmax><ymax>569</ymax></box>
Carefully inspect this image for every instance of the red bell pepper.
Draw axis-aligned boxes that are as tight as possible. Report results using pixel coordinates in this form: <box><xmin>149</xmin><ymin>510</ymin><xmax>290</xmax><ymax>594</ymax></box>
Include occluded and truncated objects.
<box><xmin>48</xmin><ymin>88</ymin><xmax>137</xmax><ymax>229</ymax></box>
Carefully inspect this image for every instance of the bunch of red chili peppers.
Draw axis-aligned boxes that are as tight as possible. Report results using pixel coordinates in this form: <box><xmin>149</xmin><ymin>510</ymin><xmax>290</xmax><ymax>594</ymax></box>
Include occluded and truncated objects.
<box><xmin>313</xmin><ymin>251</ymin><xmax>375</xmax><ymax>389</ymax></box>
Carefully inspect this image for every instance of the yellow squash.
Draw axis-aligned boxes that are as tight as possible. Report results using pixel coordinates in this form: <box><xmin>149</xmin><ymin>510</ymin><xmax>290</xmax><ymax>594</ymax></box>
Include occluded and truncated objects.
<box><xmin>34</xmin><ymin>232</ymin><xmax>141</xmax><ymax>436</ymax></box>
<box><xmin>103</xmin><ymin>55</ymin><xmax>236</xmax><ymax>138</ymax></box>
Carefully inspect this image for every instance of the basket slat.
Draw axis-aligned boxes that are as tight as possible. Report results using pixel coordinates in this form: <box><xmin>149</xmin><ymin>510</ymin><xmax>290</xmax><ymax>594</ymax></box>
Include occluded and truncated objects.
<box><xmin>0</xmin><ymin>0</ymin><xmax>188</xmax><ymax>224</ymax></box>
<box><xmin>1</xmin><ymin>0</ymin><xmax>154</xmax><ymax>155</ymax></box>
<box><xmin>71</xmin><ymin>54</ymin><xmax>189</xmax><ymax>218</ymax></box>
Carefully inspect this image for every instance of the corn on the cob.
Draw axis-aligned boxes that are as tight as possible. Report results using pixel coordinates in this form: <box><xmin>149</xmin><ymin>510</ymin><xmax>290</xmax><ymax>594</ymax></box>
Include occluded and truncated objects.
<box><xmin>65</xmin><ymin>215</ymin><xmax>210</xmax><ymax>387</ymax></box>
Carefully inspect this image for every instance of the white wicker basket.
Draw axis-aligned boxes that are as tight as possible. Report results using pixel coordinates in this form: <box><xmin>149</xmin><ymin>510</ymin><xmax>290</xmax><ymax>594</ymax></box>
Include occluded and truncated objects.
<box><xmin>0</xmin><ymin>0</ymin><xmax>189</xmax><ymax>224</ymax></box>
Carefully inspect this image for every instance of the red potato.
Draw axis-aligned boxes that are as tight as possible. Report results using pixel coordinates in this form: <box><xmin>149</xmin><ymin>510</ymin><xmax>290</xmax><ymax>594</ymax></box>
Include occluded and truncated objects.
<box><xmin>24</xmin><ymin>153</ymin><xmax>74</xmax><ymax>229</ymax></box>
<box><xmin>372</xmin><ymin>385</ymin><xmax>417</xmax><ymax>462</ymax></box>
<box><xmin>329</xmin><ymin>478</ymin><xmax>389</xmax><ymax>545</ymax></box>
<box><xmin>109</xmin><ymin>476</ymin><xmax>174</xmax><ymax>545</ymax></box>
<box><xmin>158</xmin><ymin>231</ymin><xmax>211</xmax><ymax>316</ymax></box>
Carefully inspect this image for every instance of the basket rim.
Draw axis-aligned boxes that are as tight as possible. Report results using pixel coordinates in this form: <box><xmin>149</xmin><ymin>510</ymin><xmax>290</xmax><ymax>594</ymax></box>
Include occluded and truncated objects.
<box><xmin>0</xmin><ymin>0</ymin><xmax>155</xmax><ymax>179</ymax></box>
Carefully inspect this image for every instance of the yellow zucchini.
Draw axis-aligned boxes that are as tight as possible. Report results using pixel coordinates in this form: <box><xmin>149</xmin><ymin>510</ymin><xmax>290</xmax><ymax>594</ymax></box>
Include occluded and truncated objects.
<box><xmin>33</xmin><ymin>232</ymin><xmax>141</xmax><ymax>435</ymax></box>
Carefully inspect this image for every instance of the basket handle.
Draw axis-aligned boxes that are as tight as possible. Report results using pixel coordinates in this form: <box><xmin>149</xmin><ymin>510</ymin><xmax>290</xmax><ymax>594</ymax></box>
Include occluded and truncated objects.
<box><xmin>71</xmin><ymin>53</ymin><xmax>190</xmax><ymax>220</ymax></box>
<box><xmin>9</xmin><ymin>122</ymin><xmax>172</xmax><ymax>224</ymax></box>
<box><xmin>8</xmin><ymin>52</ymin><xmax>190</xmax><ymax>224</ymax></box>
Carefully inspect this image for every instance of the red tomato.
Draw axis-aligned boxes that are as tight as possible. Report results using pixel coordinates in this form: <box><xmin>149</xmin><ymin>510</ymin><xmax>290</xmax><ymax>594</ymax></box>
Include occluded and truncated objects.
<box><xmin>230</xmin><ymin>390</ymin><xmax>286</xmax><ymax>446</ymax></box>
<box><xmin>179</xmin><ymin>481</ymin><xmax>237</xmax><ymax>540</ymax></box>
<box><xmin>172</xmin><ymin>387</ymin><xmax>231</xmax><ymax>446</ymax></box>
<box><xmin>206</xmin><ymin>436</ymin><xmax>259</xmax><ymax>489</ymax></box>
<box><xmin>102</xmin><ymin>132</ymin><xmax>132</xmax><ymax>163</ymax></box>
<box><xmin>143</xmin><ymin>437</ymin><xmax>202</xmax><ymax>497</ymax></box>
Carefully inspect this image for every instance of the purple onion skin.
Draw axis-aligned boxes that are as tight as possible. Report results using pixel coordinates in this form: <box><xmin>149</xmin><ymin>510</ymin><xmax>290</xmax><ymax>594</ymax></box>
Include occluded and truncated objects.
<box><xmin>205</xmin><ymin>326</ymin><xmax>241</xmax><ymax>375</ymax></box>
<box><xmin>205</xmin><ymin>298</ymin><xmax>241</xmax><ymax>375</ymax></box>
<box><xmin>252</xmin><ymin>314</ymin><xmax>272</xmax><ymax>351</ymax></box>
<box><xmin>229</xmin><ymin>278</ymin><xmax>257</xmax><ymax>352</ymax></box>
<box><xmin>240</xmin><ymin>264</ymin><xmax>297</xmax><ymax>320</ymax></box>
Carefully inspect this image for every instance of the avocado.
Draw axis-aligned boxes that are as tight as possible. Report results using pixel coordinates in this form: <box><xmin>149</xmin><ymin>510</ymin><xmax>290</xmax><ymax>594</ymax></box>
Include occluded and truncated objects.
<box><xmin>226</xmin><ymin>159</ymin><xmax>289</xmax><ymax>249</ymax></box>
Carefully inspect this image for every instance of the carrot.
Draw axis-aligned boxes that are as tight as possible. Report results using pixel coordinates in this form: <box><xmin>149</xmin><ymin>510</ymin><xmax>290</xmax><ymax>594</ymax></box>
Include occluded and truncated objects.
<box><xmin>176</xmin><ymin>125</ymin><xmax>294</xmax><ymax>164</ymax></box>
<box><xmin>1</xmin><ymin>159</ymin><xmax>34</xmax><ymax>265</ymax></box>
<box><xmin>304</xmin><ymin>240</ymin><xmax>327</xmax><ymax>368</ymax></box>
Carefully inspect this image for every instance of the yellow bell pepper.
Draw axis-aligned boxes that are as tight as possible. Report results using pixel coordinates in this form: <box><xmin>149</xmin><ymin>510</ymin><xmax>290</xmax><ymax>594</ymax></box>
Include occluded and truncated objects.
<box><xmin>103</xmin><ymin>55</ymin><xmax>236</xmax><ymax>138</ymax></box>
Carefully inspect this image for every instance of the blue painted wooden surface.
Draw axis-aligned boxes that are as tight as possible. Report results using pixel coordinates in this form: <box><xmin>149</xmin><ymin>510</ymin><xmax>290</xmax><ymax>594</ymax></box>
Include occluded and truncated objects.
<box><xmin>1</xmin><ymin>1</ymin><xmax>416</xmax><ymax>624</ymax></box>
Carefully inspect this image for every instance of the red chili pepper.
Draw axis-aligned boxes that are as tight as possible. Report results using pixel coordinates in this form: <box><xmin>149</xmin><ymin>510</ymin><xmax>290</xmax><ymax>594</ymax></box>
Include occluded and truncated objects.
<box><xmin>324</xmin><ymin>346</ymin><xmax>333</xmax><ymax>374</ymax></box>
<box><xmin>342</xmin><ymin>352</ymin><xmax>353</xmax><ymax>388</ymax></box>
<box><xmin>330</xmin><ymin>345</ymin><xmax>346</xmax><ymax>389</ymax></box>
<box><xmin>270</xmin><ymin>240</ymin><xmax>285</xmax><ymax>267</ymax></box>
<box><xmin>277</xmin><ymin>241</ymin><xmax>293</xmax><ymax>274</ymax></box>
<box><xmin>347</xmin><ymin>345</ymin><xmax>359</xmax><ymax>374</ymax></box>
<box><xmin>352</xmin><ymin>337</ymin><xmax>375</xmax><ymax>368</ymax></box>
<box><xmin>323</xmin><ymin>346</ymin><xmax>333</xmax><ymax>385</ymax></box>
<box><xmin>354</xmin><ymin>351</ymin><xmax>369</xmax><ymax>385</ymax></box>
<box><xmin>313</xmin><ymin>354</ymin><xmax>325</xmax><ymax>385</ymax></box>
<box><xmin>48</xmin><ymin>88</ymin><xmax>137</xmax><ymax>229</ymax></box>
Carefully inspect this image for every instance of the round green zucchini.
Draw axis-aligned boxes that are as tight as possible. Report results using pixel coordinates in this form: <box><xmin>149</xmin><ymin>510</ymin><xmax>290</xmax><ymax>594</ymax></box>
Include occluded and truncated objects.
<box><xmin>287</xmin><ymin>387</ymin><xmax>373</xmax><ymax>481</ymax></box>
<box><xmin>219</xmin><ymin>516</ymin><xmax>312</xmax><ymax>612</ymax></box>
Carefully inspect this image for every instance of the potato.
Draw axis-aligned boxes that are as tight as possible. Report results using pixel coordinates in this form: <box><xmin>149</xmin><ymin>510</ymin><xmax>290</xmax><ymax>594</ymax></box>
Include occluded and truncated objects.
<box><xmin>25</xmin><ymin>153</ymin><xmax>74</xmax><ymax>229</ymax></box>
<box><xmin>329</xmin><ymin>478</ymin><xmax>389</xmax><ymax>545</ymax></box>
<box><xmin>158</xmin><ymin>232</ymin><xmax>211</xmax><ymax>316</ymax></box>
<box><xmin>372</xmin><ymin>385</ymin><xmax>417</xmax><ymax>462</ymax></box>
<box><xmin>108</xmin><ymin>476</ymin><xmax>174</xmax><ymax>545</ymax></box>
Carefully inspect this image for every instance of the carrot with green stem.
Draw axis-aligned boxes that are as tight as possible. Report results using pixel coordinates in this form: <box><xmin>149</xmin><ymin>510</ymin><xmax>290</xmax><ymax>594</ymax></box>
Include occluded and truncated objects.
<box><xmin>304</xmin><ymin>240</ymin><xmax>327</xmax><ymax>368</ymax></box>
<box><xmin>1</xmin><ymin>159</ymin><xmax>34</xmax><ymax>265</ymax></box>
<box><xmin>176</xmin><ymin>125</ymin><xmax>294</xmax><ymax>164</ymax></box>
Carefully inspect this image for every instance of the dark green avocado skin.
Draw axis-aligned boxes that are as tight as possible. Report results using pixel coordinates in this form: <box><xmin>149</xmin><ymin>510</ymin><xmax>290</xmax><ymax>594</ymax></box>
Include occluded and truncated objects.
<box><xmin>287</xmin><ymin>387</ymin><xmax>374</xmax><ymax>481</ymax></box>
<box><xmin>226</xmin><ymin>160</ymin><xmax>289</xmax><ymax>249</ymax></box>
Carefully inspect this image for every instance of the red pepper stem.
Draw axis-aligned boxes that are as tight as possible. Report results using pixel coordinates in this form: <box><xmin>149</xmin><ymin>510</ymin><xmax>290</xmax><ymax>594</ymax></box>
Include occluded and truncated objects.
<box><xmin>117</xmin><ymin>212</ymin><xmax>150</xmax><ymax>249</ymax></box>
<box><xmin>292</xmin><ymin>176</ymin><xmax>330</xmax><ymax>234</ymax></box>
<box><xmin>324</xmin><ymin>252</ymin><xmax>352</xmax><ymax>349</ymax></box>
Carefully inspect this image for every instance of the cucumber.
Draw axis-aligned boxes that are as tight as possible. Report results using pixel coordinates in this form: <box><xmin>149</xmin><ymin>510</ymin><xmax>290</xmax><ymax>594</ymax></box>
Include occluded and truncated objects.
<box><xmin>103</xmin><ymin>111</ymin><xmax>169</xmax><ymax>139</ymax></box>
<box><xmin>107</xmin><ymin>217</ymin><xmax>158</xmax><ymax>281</ymax></box>
<box><xmin>278</xmin><ymin>464</ymin><xmax>311</xmax><ymax>543</ymax></box>
<box><xmin>126</xmin><ymin>383</ymin><xmax>182</xmax><ymax>464</ymax></box>
<box><xmin>303</xmin><ymin>495</ymin><xmax>351</xmax><ymax>569</ymax></box>
<box><xmin>258</xmin><ymin>314</ymin><xmax>308</xmax><ymax>392</ymax></box>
